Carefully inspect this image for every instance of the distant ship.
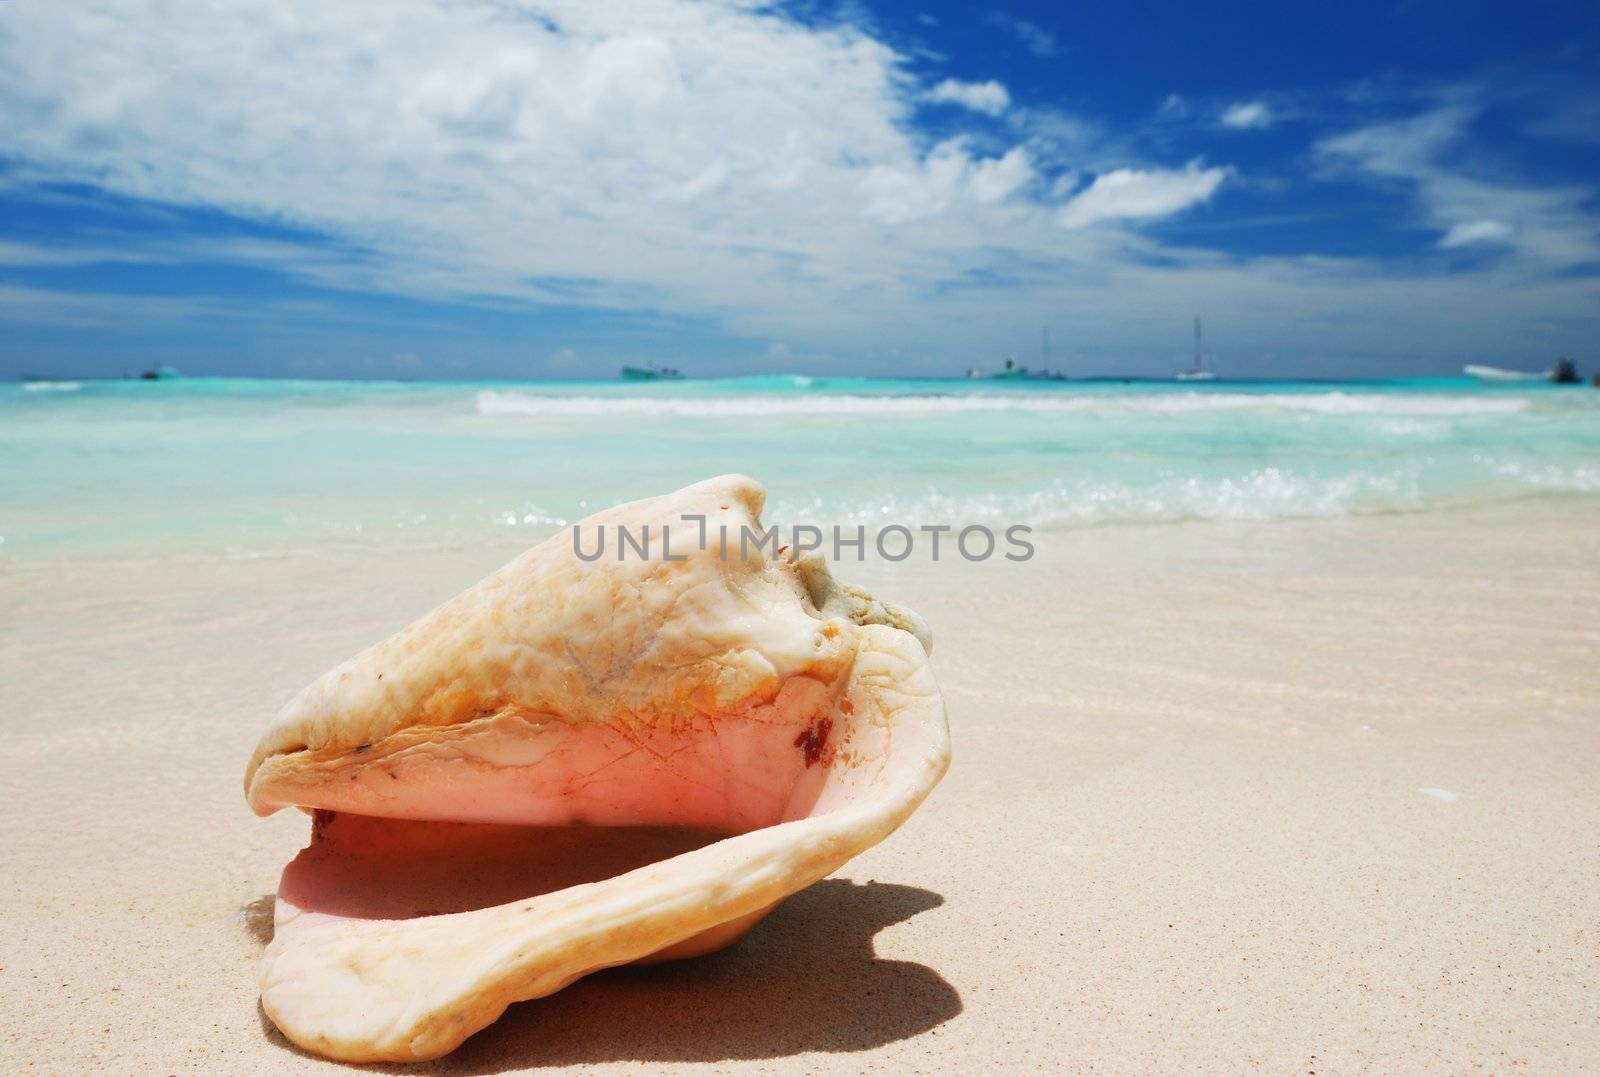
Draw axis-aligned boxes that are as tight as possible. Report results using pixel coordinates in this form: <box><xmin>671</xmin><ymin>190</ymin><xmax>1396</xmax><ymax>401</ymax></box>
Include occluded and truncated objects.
<box><xmin>974</xmin><ymin>358</ymin><xmax>1030</xmax><ymax>380</ymax></box>
<box><xmin>1464</xmin><ymin>364</ymin><xmax>1549</xmax><ymax>383</ymax></box>
<box><xmin>1176</xmin><ymin>317</ymin><xmax>1216</xmax><ymax>381</ymax></box>
<box><xmin>1464</xmin><ymin>360</ymin><xmax>1585</xmax><ymax>384</ymax></box>
<box><xmin>621</xmin><ymin>364</ymin><xmax>684</xmax><ymax>381</ymax></box>
<box><xmin>964</xmin><ymin>354</ymin><xmax>1065</xmax><ymax>381</ymax></box>
<box><xmin>21</xmin><ymin>364</ymin><xmax>180</xmax><ymax>383</ymax></box>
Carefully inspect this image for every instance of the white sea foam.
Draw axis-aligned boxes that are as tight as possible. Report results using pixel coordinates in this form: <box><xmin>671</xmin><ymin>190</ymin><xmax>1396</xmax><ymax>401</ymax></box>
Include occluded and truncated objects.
<box><xmin>767</xmin><ymin>468</ymin><xmax>1428</xmax><ymax>531</ymax></box>
<box><xmin>1491</xmin><ymin>461</ymin><xmax>1600</xmax><ymax>491</ymax></box>
<box><xmin>476</xmin><ymin>389</ymin><xmax>1531</xmax><ymax>419</ymax></box>
<box><xmin>22</xmin><ymin>380</ymin><xmax>83</xmax><ymax>392</ymax></box>
<box><xmin>5</xmin><ymin>379</ymin><xmax>1593</xmax><ymax>558</ymax></box>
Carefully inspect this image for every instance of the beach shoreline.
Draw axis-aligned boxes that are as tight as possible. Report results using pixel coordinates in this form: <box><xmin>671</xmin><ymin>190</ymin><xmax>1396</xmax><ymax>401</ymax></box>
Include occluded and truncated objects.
<box><xmin>3</xmin><ymin>498</ymin><xmax>1598</xmax><ymax>1072</ymax></box>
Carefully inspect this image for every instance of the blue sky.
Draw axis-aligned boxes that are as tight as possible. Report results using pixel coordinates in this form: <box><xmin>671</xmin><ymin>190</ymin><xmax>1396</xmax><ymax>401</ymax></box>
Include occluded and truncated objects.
<box><xmin>1</xmin><ymin>0</ymin><xmax>1597</xmax><ymax>379</ymax></box>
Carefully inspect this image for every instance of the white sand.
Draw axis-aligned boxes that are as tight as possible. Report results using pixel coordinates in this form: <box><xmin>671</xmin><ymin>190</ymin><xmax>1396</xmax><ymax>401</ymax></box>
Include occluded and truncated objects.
<box><xmin>3</xmin><ymin>500</ymin><xmax>1598</xmax><ymax>1072</ymax></box>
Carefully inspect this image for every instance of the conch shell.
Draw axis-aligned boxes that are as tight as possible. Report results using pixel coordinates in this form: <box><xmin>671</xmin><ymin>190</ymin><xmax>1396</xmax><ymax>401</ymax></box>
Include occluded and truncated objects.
<box><xmin>244</xmin><ymin>475</ymin><xmax>950</xmax><ymax>1062</ymax></box>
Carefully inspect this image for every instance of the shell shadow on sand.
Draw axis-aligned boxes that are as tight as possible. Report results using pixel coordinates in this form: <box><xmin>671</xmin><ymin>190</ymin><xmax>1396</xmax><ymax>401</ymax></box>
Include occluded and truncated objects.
<box><xmin>243</xmin><ymin>877</ymin><xmax>959</xmax><ymax>1070</ymax></box>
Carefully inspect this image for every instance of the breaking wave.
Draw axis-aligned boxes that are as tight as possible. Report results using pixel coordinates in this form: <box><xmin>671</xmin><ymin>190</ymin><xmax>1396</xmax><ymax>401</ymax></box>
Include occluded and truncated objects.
<box><xmin>767</xmin><ymin>465</ymin><xmax>1600</xmax><ymax>532</ymax></box>
<box><xmin>8</xmin><ymin>376</ymin><xmax>1597</xmax><ymax>558</ymax></box>
<box><xmin>773</xmin><ymin>470</ymin><xmax>1411</xmax><ymax>530</ymax></box>
<box><xmin>476</xmin><ymin>389</ymin><xmax>1531</xmax><ymax>419</ymax></box>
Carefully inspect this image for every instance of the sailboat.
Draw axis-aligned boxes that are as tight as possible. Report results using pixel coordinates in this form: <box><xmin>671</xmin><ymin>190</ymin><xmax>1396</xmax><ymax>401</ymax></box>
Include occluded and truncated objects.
<box><xmin>1176</xmin><ymin>316</ymin><xmax>1217</xmax><ymax>381</ymax></box>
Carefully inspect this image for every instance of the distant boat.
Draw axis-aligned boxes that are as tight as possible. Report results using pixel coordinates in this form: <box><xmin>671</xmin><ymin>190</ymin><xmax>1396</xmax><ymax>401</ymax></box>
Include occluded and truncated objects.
<box><xmin>1464</xmin><ymin>364</ymin><xmax>1550</xmax><ymax>383</ymax></box>
<box><xmin>965</xmin><ymin>357</ymin><xmax>1034</xmax><ymax>380</ymax></box>
<box><xmin>621</xmin><ymin>364</ymin><xmax>683</xmax><ymax>381</ymax></box>
<box><xmin>1176</xmin><ymin>316</ymin><xmax>1216</xmax><ymax>381</ymax></box>
<box><xmin>21</xmin><ymin>364</ymin><xmax>180</xmax><ymax>383</ymax></box>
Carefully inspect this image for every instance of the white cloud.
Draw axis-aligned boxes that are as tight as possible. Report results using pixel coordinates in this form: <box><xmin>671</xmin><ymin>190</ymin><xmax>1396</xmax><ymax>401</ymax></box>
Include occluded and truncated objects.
<box><xmin>1438</xmin><ymin>219</ymin><xmax>1513</xmax><ymax>248</ymax></box>
<box><xmin>986</xmin><ymin>14</ymin><xmax>1059</xmax><ymax>58</ymax></box>
<box><xmin>860</xmin><ymin>139</ymin><xmax>1032</xmax><ymax>223</ymax></box>
<box><xmin>1057</xmin><ymin>162</ymin><xmax>1228</xmax><ymax>229</ymax></box>
<box><xmin>859</xmin><ymin>142</ymin><xmax>970</xmax><ymax>224</ymax></box>
<box><xmin>1315</xmin><ymin>106</ymin><xmax>1471</xmax><ymax>178</ymax></box>
<box><xmin>0</xmin><ymin>0</ymin><xmax>1073</xmax><ymax>331</ymax></box>
<box><xmin>1158</xmin><ymin>93</ymin><xmax>1190</xmax><ymax>120</ymax></box>
<box><xmin>1220</xmin><ymin>101</ymin><xmax>1274</xmax><ymax>129</ymax></box>
<box><xmin>1316</xmin><ymin>105</ymin><xmax>1600</xmax><ymax>268</ymax></box>
<box><xmin>970</xmin><ymin>147</ymin><xmax>1034</xmax><ymax>204</ymax></box>
<box><xmin>0</xmin><ymin>6</ymin><xmax>1594</xmax><ymax>374</ymax></box>
<box><xmin>923</xmin><ymin>78</ymin><xmax>1010</xmax><ymax>116</ymax></box>
<box><xmin>0</xmin><ymin>281</ymin><xmax>399</xmax><ymax>331</ymax></box>
<box><xmin>656</xmin><ymin>161</ymin><xmax>730</xmax><ymax>203</ymax></box>
<box><xmin>0</xmin><ymin>238</ymin><xmax>153</xmax><ymax>268</ymax></box>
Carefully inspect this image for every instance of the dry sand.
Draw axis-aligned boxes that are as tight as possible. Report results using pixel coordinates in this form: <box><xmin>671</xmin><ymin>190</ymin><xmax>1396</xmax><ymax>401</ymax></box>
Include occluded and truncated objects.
<box><xmin>3</xmin><ymin>500</ymin><xmax>1598</xmax><ymax>1073</ymax></box>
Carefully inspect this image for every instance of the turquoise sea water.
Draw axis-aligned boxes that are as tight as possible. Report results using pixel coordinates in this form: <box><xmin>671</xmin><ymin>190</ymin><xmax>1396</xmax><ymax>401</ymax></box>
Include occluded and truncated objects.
<box><xmin>4</xmin><ymin>375</ymin><xmax>1598</xmax><ymax>559</ymax></box>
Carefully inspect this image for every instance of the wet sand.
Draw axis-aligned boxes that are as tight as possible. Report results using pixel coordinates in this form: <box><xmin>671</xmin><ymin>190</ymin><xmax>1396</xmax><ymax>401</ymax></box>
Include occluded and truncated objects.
<box><xmin>3</xmin><ymin>499</ymin><xmax>1598</xmax><ymax>1073</ymax></box>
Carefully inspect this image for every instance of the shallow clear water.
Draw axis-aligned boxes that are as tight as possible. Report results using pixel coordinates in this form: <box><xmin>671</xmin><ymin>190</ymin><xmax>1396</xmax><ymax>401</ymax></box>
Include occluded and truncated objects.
<box><xmin>4</xmin><ymin>375</ymin><xmax>1598</xmax><ymax>559</ymax></box>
